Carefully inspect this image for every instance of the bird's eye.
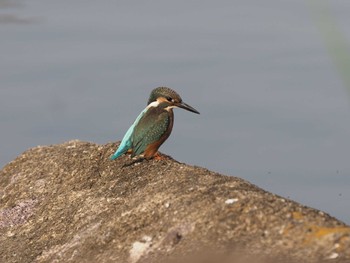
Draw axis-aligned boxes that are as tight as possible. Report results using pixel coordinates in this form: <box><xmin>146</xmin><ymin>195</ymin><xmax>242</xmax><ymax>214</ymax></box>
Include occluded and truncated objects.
<box><xmin>166</xmin><ymin>97</ymin><xmax>173</xmax><ymax>102</ymax></box>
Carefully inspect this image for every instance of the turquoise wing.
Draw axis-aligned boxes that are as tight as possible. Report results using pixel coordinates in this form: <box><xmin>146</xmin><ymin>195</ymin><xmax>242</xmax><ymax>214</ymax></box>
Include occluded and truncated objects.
<box><xmin>132</xmin><ymin>108</ymin><xmax>170</xmax><ymax>157</ymax></box>
<box><xmin>110</xmin><ymin>107</ymin><xmax>148</xmax><ymax>160</ymax></box>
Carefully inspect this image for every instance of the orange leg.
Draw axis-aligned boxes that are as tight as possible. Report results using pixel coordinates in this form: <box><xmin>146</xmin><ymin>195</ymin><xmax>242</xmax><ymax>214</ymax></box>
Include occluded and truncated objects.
<box><xmin>153</xmin><ymin>151</ymin><xmax>167</xmax><ymax>160</ymax></box>
<box><xmin>144</xmin><ymin>143</ymin><xmax>160</xmax><ymax>159</ymax></box>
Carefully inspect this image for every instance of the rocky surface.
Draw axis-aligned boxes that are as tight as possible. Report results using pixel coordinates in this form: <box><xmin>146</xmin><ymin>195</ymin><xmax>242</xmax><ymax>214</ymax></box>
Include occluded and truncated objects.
<box><xmin>0</xmin><ymin>140</ymin><xmax>349</xmax><ymax>263</ymax></box>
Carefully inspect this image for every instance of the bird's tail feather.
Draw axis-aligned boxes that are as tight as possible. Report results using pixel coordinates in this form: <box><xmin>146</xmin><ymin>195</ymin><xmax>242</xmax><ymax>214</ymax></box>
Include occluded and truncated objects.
<box><xmin>110</xmin><ymin>150</ymin><xmax>124</xmax><ymax>160</ymax></box>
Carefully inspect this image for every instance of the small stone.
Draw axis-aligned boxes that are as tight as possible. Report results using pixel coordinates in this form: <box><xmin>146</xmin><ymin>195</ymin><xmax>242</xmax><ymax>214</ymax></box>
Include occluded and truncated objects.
<box><xmin>6</xmin><ymin>231</ymin><xmax>15</xmax><ymax>237</ymax></box>
<box><xmin>225</xmin><ymin>198</ymin><xmax>238</xmax><ymax>204</ymax></box>
<box><xmin>129</xmin><ymin>236</ymin><xmax>153</xmax><ymax>263</ymax></box>
<box><xmin>328</xmin><ymin>252</ymin><xmax>338</xmax><ymax>259</ymax></box>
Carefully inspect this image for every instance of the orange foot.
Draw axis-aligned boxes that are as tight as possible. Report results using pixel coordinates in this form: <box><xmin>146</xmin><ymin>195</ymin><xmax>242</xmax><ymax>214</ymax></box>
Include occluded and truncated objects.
<box><xmin>153</xmin><ymin>152</ymin><xmax>168</xmax><ymax>160</ymax></box>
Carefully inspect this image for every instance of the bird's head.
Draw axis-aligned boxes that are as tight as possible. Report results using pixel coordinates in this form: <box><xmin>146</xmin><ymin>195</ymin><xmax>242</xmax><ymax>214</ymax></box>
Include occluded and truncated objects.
<box><xmin>148</xmin><ymin>87</ymin><xmax>200</xmax><ymax>114</ymax></box>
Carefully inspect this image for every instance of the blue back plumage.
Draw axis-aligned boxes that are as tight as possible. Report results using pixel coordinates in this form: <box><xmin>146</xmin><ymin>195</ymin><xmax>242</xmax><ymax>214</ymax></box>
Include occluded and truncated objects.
<box><xmin>110</xmin><ymin>106</ymin><xmax>148</xmax><ymax>160</ymax></box>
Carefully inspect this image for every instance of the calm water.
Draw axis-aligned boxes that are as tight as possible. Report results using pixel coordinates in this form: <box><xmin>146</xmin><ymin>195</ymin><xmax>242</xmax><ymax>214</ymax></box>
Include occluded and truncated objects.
<box><xmin>1</xmin><ymin>0</ymin><xmax>350</xmax><ymax>224</ymax></box>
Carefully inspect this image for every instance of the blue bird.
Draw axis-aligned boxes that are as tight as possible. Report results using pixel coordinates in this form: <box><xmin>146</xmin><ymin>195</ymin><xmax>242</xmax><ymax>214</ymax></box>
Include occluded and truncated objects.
<box><xmin>110</xmin><ymin>87</ymin><xmax>200</xmax><ymax>160</ymax></box>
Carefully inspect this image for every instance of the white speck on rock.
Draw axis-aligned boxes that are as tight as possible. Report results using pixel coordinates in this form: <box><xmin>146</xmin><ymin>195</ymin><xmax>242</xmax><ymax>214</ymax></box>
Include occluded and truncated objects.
<box><xmin>328</xmin><ymin>252</ymin><xmax>338</xmax><ymax>259</ymax></box>
<box><xmin>66</xmin><ymin>145</ymin><xmax>76</xmax><ymax>149</ymax></box>
<box><xmin>279</xmin><ymin>225</ymin><xmax>286</xmax><ymax>235</ymax></box>
<box><xmin>164</xmin><ymin>202</ymin><xmax>170</xmax><ymax>208</ymax></box>
<box><xmin>6</xmin><ymin>231</ymin><xmax>15</xmax><ymax>237</ymax></box>
<box><xmin>129</xmin><ymin>235</ymin><xmax>152</xmax><ymax>263</ymax></box>
<box><xmin>225</xmin><ymin>198</ymin><xmax>238</xmax><ymax>204</ymax></box>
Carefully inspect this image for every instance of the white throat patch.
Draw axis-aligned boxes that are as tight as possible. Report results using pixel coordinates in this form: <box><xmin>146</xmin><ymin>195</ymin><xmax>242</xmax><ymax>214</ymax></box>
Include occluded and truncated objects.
<box><xmin>165</xmin><ymin>105</ymin><xmax>177</xmax><ymax>111</ymax></box>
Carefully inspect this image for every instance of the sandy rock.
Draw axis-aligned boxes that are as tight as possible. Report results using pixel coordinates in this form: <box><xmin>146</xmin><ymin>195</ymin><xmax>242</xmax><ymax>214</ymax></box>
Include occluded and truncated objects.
<box><xmin>0</xmin><ymin>140</ymin><xmax>349</xmax><ymax>263</ymax></box>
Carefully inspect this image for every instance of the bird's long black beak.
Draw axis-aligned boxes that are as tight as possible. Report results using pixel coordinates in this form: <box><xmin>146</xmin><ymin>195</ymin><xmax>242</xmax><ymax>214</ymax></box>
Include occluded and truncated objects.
<box><xmin>177</xmin><ymin>101</ymin><xmax>200</xmax><ymax>114</ymax></box>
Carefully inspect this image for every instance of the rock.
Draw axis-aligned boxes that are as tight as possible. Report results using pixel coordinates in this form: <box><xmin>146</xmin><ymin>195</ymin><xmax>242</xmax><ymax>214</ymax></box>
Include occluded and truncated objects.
<box><xmin>0</xmin><ymin>140</ymin><xmax>349</xmax><ymax>263</ymax></box>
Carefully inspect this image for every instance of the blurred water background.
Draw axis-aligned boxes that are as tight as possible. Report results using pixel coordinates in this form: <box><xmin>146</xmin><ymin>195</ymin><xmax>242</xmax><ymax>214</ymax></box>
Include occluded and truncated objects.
<box><xmin>1</xmin><ymin>0</ymin><xmax>349</xmax><ymax>223</ymax></box>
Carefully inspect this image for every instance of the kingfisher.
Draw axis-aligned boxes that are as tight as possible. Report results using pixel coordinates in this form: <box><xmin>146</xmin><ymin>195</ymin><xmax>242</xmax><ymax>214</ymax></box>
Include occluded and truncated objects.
<box><xmin>110</xmin><ymin>87</ymin><xmax>200</xmax><ymax>160</ymax></box>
